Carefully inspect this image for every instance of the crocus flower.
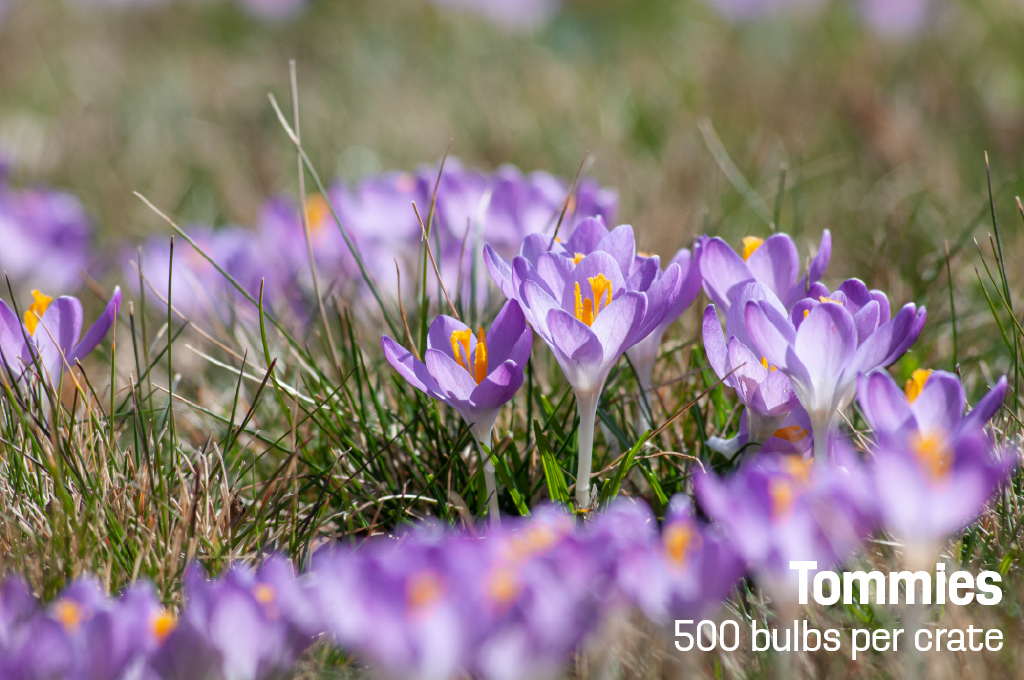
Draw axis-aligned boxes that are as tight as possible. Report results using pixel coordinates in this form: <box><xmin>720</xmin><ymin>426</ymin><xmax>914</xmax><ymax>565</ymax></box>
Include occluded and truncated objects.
<box><xmin>858</xmin><ymin>369</ymin><xmax>1013</xmax><ymax>560</ymax></box>
<box><xmin>428</xmin><ymin>0</ymin><xmax>563</xmax><ymax>30</ymax></box>
<box><xmin>695</xmin><ymin>445</ymin><xmax>875</xmax><ymax>600</ymax></box>
<box><xmin>486</xmin><ymin>218</ymin><xmax>683</xmax><ymax>509</ymax></box>
<box><xmin>702</xmin><ymin>282</ymin><xmax>800</xmax><ymax>454</ymax></box>
<box><xmin>151</xmin><ymin>559</ymin><xmax>317</xmax><ymax>680</ymax></box>
<box><xmin>0</xmin><ymin>577</ymin><xmax>172</xmax><ymax>680</ymax></box>
<box><xmin>471</xmin><ymin>508</ymin><xmax>609</xmax><ymax>680</ymax></box>
<box><xmin>860</xmin><ymin>0</ymin><xmax>930</xmax><ymax>36</ymax></box>
<box><xmin>0</xmin><ymin>288</ymin><xmax>121</xmax><ymax>387</ymax></box>
<box><xmin>597</xmin><ymin>496</ymin><xmax>743</xmax><ymax>625</ymax></box>
<box><xmin>743</xmin><ymin>279</ymin><xmax>925</xmax><ymax>462</ymax></box>
<box><xmin>624</xmin><ymin>242</ymin><xmax>704</xmax><ymax>413</ymax></box>
<box><xmin>0</xmin><ymin>179</ymin><xmax>92</xmax><ymax>294</ymax></box>
<box><xmin>382</xmin><ymin>300</ymin><xmax>532</xmax><ymax>522</ymax></box>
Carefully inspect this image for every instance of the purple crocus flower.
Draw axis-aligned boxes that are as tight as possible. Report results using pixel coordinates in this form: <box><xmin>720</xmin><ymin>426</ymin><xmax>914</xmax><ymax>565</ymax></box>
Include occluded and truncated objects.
<box><xmin>858</xmin><ymin>369</ymin><xmax>1013</xmax><ymax>559</ymax></box>
<box><xmin>703</xmin><ymin>282</ymin><xmax>800</xmax><ymax>455</ymax></box>
<box><xmin>695</xmin><ymin>445</ymin><xmax>875</xmax><ymax>601</ymax></box>
<box><xmin>743</xmin><ymin>279</ymin><xmax>925</xmax><ymax>462</ymax></box>
<box><xmin>382</xmin><ymin>300</ymin><xmax>532</xmax><ymax>522</ymax></box>
<box><xmin>0</xmin><ymin>288</ymin><xmax>121</xmax><ymax>387</ymax></box>
<box><xmin>860</xmin><ymin>0</ymin><xmax>931</xmax><ymax>36</ymax></box>
<box><xmin>151</xmin><ymin>558</ymin><xmax>318</xmax><ymax>680</ymax></box>
<box><xmin>624</xmin><ymin>242</ymin><xmax>704</xmax><ymax>411</ymax></box>
<box><xmin>700</xmin><ymin>230</ymin><xmax>831</xmax><ymax>313</ymax></box>
<box><xmin>0</xmin><ymin>180</ymin><xmax>92</xmax><ymax>294</ymax></box>
<box><xmin>597</xmin><ymin>496</ymin><xmax>743</xmax><ymax>625</ymax></box>
<box><xmin>471</xmin><ymin>508</ymin><xmax>608</xmax><ymax>680</ymax></box>
<box><xmin>428</xmin><ymin>0</ymin><xmax>563</xmax><ymax>30</ymax></box>
<box><xmin>0</xmin><ymin>577</ymin><xmax>170</xmax><ymax>680</ymax></box>
<box><xmin>486</xmin><ymin>218</ymin><xmax>683</xmax><ymax>509</ymax></box>
<box><xmin>314</xmin><ymin>530</ymin><xmax>479</xmax><ymax>680</ymax></box>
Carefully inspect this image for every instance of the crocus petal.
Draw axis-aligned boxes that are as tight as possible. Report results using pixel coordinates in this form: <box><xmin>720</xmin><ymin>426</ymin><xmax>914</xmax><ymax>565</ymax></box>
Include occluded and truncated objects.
<box><xmin>726</xmin><ymin>282</ymin><xmax>787</xmax><ymax>355</ymax></box>
<box><xmin>470</xmin><ymin>359</ymin><xmax>524</xmax><ymax>411</ymax></box>
<box><xmin>700</xmin><ymin>237</ymin><xmax>752</xmax><ymax>312</ymax></box>
<box><xmin>521</xmin><ymin>279</ymin><xmax>561</xmax><ymax>338</ymax></box>
<box><xmin>788</xmin><ymin>230</ymin><xmax>832</xmax><ymax>307</ymax></box>
<box><xmin>743</xmin><ymin>300</ymin><xmax>795</xmax><ymax>371</ymax></box>
<box><xmin>535</xmin><ymin>252</ymin><xmax>574</xmax><ymax>303</ymax></box>
<box><xmin>851</xmin><ymin>300</ymin><xmax>880</xmax><ymax>344</ymax></box>
<box><xmin>751</xmin><ymin>367</ymin><xmax>798</xmax><ymax>415</ymax></box>
<box><xmin>744</xmin><ymin>234</ymin><xmax>799</xmax><ymax>305</ymax></box>
<box><xmin>0</xmin><ymin>298</ymin><xmax>29</xmax><ymax>375</ymax></box>
<box><xmin>589</xmin><ymin>292</ymin><xmax>647</xmax><ymax>364</ymax></box>
<box><xmin>724</xmin><ymin>336</ymin><xmax>768</xmax><ymax>401</ymax></box>
<box><xmin>911</xmin><ymin>371</ymin><xmax>966</xmax><ymax>434</ymax></box>
<box><xmin>34</xmin><ymin>296</ymin><xmax>83</xmax><ymax>380</ymax></box>
<box><xmin>595</xmin><ymin>224</ymin><xmax>636</xmax><ymax>276</ymax></box>
<box><xmin>625</xmin><ymin>256</ymin><xmax>659</xmax><ymax>293</ymax></box>
<box><xmin>962</xmin><ymin>376</ymin><xmax>1008</xmax><ymax>433</ymax></box>
<box><xmin>634</xmin><ymin>262</ymin><xmax>681</xmax><ymax>339</ymax></box>
<box><xmin>793</xmin><ymin>304</ymin><xmax>857</xmax><ymax>405</ymax></box>
<box><xmin>71</xmin><ymin>287</ymin><xmax>121</xmax><ymax>365</ymax></box>
<box><xmin>663</xmin><ymin>245</ymin><xmax>703</xmax><ymax>322</ymax></box>
<box><xmin>382</xmin><ymin>337</ymin><xmax>446</xmax><ymax>400</ymax></box>
<box><xmin>849</xmin><ymin>303</ymin><xmax>925</xmax><ymax>377</ymax></box>
<box><xmin>837</xmin><ymin>279</ymin><xmax>873</xmax><ymax>311</ymax></box>
<box><xmin>484</xmin><ymin>245</ymin><xmax>516</xmax><ymax>301</ymax></box>
<box><xmin>486</xmin><ymin>300</ymin><xmax>529</xmax><ymax>365</ymax></box>
<box><xmin>425</xmin><ymin>349</ymin><xmax>478</xmax><ymax>402</ymax></box>
<box><xmin>872</xmin><ymin>290</ymin><xmax>891</xmax><ymax>324</ymax></box>
<box><xmin>544</xmin><ymin>309</ymin><xmax>604</xmax><ymax>382</ymax></box>
<box><xmin>562</xmin><ymin>217</ymin><xmax>609</xmax><ymax>255</ymax></box>
<box><xmin>856</xmin><ymin>370</ymin><xmax>915</xmax><ymax>435</ymax></box>
<box><xmin>702</xmin><ymin>305</ymin><xmax>728</xmax><ymax>378</ymax></box>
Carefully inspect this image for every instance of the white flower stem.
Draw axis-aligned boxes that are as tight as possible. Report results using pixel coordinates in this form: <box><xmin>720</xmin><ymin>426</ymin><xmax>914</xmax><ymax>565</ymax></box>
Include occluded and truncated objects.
<box><xmin>809</xmin><ymin>409</ymin><xmax>834</xmax><ymax>467</ymax></box>
<box><xmin>575</xmin><ymin>390</ymin><xmax>601</xmax><ymax>510</ymax></box>
<box><xmin>472</xmin><ymin>424</ymin><xmax>501</xmax><ymax>526</ymax></box>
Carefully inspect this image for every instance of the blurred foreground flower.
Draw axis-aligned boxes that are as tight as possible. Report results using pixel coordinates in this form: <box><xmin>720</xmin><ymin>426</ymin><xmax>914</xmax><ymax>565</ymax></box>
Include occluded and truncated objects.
<box><xmin>859</xmin><ymin>369</ymin><xmax>1014</xmax><ymax>562</ymax></box>
<box><xmin>382</xmin><ymin>300</ymin><xmax>532</xmax><ymax>522</ymax></box>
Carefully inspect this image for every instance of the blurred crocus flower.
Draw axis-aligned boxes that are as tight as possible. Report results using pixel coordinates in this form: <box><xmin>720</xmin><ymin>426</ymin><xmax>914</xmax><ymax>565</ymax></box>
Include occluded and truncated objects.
<box><xmin>695</xmin><ymin>446</ymin><xmax>875</xmax><ymax>600</ymax></box>
<box><xmin>151</xmin><ymin>558</ymin><xmax>318</xmax><ymax>680</ymax></box>
<box><xmin>598</xmin><ymin>496</ymin><xmax>743</xmax><ymax>625</ymax></box>
<box><xmin>743</xmin><ymin>280</ymin><xmax>924</xmax><ymax>462</ymax></box>
<box><xmin>858</xmin><ymin>369</ymin><xmax>1013</xmax><ymax>560</ymax></box>
<box><xmin>234</xmin><ymin>0</ymin><xmax>307</xmax><ymax>20</ymax></box>
<box><xmin>0</xmin><ymin>577</ymin><xmax>171</xmax><ymax>680</ymax></box>
<box><xmin>700</xmin><ymin>230</ymin><xmax>831</xmax><ymax>313</ymax></box>
<box><xmin>486</xmin><ymin>219</ymin><xmax>683</xmax><ymax>509</ymax></box>
<box><xmin>314</xmin><ymin>530</ymin><xmax>480</xmax><ymax>680</ymax></box>
<box><xmin>428</xmin><ymin>0</ymin><xmax>563</xmax><ymax>30</ymax></box>
<box><xmin>0</xmin><ymin>175</ymin><xmax>93</xmax><ymax>294</ymax></box>
<box><xmin>859</xmin><ymin>0</ymin><xmax>931</xmax><ymax>36</ymax></box>
<box><xmin>624</xmin><ymin>242</ymin><xmax>704</xmax><ymax>411</ymax></box>
<box><xmin>0</xmin><ymin>288</ymin><xmax>121</xmax><ymax>387</ymax></box>
<box><xmin>702</xmin><ymin>282</ymin><xmax>800</xmax><ymax>455</ymax></box>
<box><xmin>472</xmin><ymin>509</ymin><xmax>609</xmax><ymax>680</ymax></box>
<box><xmin>382</xmin><ymin>300</ymin><xmax>532</xmax><ymax>522</ymax></box>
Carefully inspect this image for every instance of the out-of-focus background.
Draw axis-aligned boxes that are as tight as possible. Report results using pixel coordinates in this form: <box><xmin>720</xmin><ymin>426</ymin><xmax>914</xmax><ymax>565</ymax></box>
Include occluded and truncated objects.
<box><xmin>0</xmin><ymin>0</ymin><xmax>1022</xmax><ymax>374</ymax></box>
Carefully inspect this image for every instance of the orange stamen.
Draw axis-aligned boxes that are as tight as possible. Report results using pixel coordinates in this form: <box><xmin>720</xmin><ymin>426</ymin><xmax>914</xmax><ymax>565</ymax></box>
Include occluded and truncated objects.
<box><xmin>904</xmin><ymin>369</ymin><xmax>932</xmax><ymax>404</ymax></box>
<box><xmin>24</xmin><ymin>290</ymin><xmax>52</xmax><ymax>335</ymax></box>
<box><xmin>742</xmin><ymin>236</ymin><xmax>764</xmax><ymax>261</ymax></box>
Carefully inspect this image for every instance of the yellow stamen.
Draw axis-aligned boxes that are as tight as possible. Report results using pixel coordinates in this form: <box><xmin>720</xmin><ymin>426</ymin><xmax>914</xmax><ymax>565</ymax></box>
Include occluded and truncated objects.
<box><xmin>24</xmin><ymin>290</ymin><xmax>52</xmax><ymax>335</ymax></box>
<box><xmin>473</xmin><ymin>327</ymin><xmax>488</xmax><ymax>384</ymax></box>
<box><xmin>573</xmin><ymin>253</ymin><xmax>585</xmax><ymax>265</ymax></box>
<box><xmin>150</xmin><ymin>610</ymin><xmax>177</xmax><ymax>642</ymax></box>
<box><xmin>769</xmin><ymin>478</ymin><xmax>795</xmax><ymax>518</ymax></box>
<box><xmin>803</xmin><ymin>309</ymin><xmax>809</xmax><ymax>318</ymax></box>
<box><xmin>819</xmin><ymin>296</ymin><xmax>842</xmax><ymax>305</ymax></box>
<box><xmin>53</xmin><ymin>600</ymin><xmax>83</xmax><ymax>633</ymax></box>
<box><xmin>780</xmin><ymin>455</ymin><xmax>813</xmax><ymax>483</ymax></box>
<box><xmin>303</xmin><ymin>194</ymin><xmax>330</xmax><ymax>234</ymax></box>
<box><xmin>905</xmin><ymin>369</ymin><xmax>932</xmax><ymax>404</ymax></box>
<box><xmin>773</xmin><ymin>426</ymin><xmax>809</xmax><ymax>444</ymax></box>
<box><xmin>574</xmin><ymin>274</ymin><xmax>613</xmax><ymax>327</ymax></box>
<box><xmin>760</xmin><ymin>357</ymin><xmax>777</xmax><ymax>372</ymax></box>
<box><xmin>911</xmin><ymin>430</ymin><xmax>952</xmax><ymax>481</ymax></box>
<box><xmin>450</xmin><ymin>328</ymin><xmax>488</xmax><ymax>384</ymax></box>
<box><xmin>487</xmin><ymin>567</ymin><xmax>519</xmax><ymax>604</ymax></box>
<box><xmin>407</xmin><ymin>571</ymin><xmax>444</xmax><ymax>611</ymax></box>
<box><xmin>742</xmin><ymin>236</ymin><xmax>764</xmax><ymax>261</ymax></box>
<box><xmin>253</xmin><ymin>583</ymin><xmax>276</xmax><ymax>604</ymax></box>
<box><xmin>451</xmin><ymin>329</ymin><xmax>472</xmax><ymax>370</ymax></box>
<box><xmin>664</xmin><ymin>523</ymin><xmax>700</xmax><ymax>566</ymax></box>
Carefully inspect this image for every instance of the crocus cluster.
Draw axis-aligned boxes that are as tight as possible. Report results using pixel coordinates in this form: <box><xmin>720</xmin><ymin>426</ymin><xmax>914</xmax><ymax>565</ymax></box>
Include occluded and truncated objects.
<box><xmin>130</xmin><ymin>160</ymin><xmax>616</xmax><ymax>328</ymax></box>
<box><xmin>705</xmin><ymin>0</ymin><xmax>932</xmax><ymax>36</ymax></box>
<box><xmin>72</xmin><ymin>0</ymin><xmax>308</xmax><ymax>21</ymax></box>
<box><xmin>0</xmin><ymin>498</ymin><xmax>747</xmax><ymax>680</ymax></box>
